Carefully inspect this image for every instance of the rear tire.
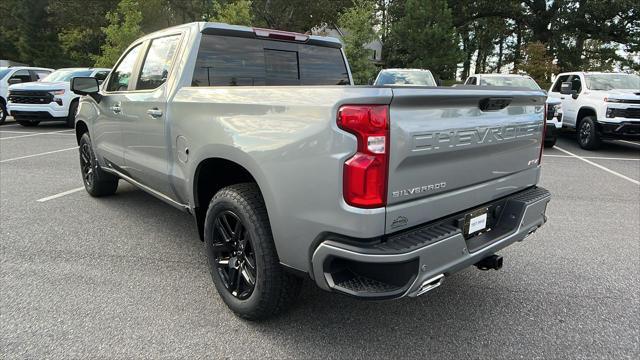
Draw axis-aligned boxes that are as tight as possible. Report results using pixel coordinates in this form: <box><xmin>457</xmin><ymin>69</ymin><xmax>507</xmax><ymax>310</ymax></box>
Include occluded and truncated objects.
<box><xmin>544</xmin><ymin>136</ymin><xmax>557</xmax><ymax>148</ymax></box>
<box><xmin>79</xmin><ymin>133</ymin><xmax>119</xmax><ymax>197</ymax></box>
<box><xmin>67</xmin><ymin>101</ymin><xmax>78</xmax><ymax>128</ymax></box>
<box><xmin>18</xmin><ymin>120</ymin><xmax>40</xmax><ymax>127</ymax></box>
<box><xmin>577</xmin><ymin>116</ymin><xmax>601</xmax><ymax>150</ymax></box>
<box><xmin>0</xmin><ymin>102</ymin><xmax>6</xmax><ymax>124</ymax></box>
<box><xmin>204</xmin><ymin>183</ymin><xmax>302</xmax><ymax>320</ymax></box>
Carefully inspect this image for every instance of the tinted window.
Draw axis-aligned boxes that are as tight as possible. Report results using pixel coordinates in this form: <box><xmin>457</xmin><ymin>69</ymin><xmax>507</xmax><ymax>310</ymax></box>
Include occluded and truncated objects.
<box><xmin>551</xmin><ymin>75</ymin><xmax>570</xmax><ymax>92</ymax></box>
<box><xmin>9</xmin><ymin>70</ymin><xmax>31</xmax><ymax>83</ymax></box>
<box><xmin>569</xmin><ymin>75</ymin><xmax>582</xmax><ymax>93</ymax></box>
<box><xmin>107</xmin><ymin>44</ymin><xmax>142</xmax><ymax>92</ymax></box>
<box><xmin>94</xmin><ymin>71</ymin><xmax>110</xmax><ymax>82</ymax></box>
<box><xmin>192</xmin><ymin>35</ymin><xmax>349</xmax><ymax>86</ymax></box>
<box><xmin>265</xmin><ymin>49</ymin><xmax>299</xmax><ymax>85</ymax></box>
<box><xmin>137</xmin><ymin>35</ymin><xmax>180</xmax><ymax>90</ymax></box>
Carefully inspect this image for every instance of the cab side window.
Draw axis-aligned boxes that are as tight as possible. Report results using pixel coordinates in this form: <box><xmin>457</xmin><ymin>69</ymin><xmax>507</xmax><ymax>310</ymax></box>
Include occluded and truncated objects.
<box><xmin>551</xmin><ymin>75</ymin><xmax>570</xmax><ymax>92</ymax></box>
<box><xmin>467</xmin><ymin>77</ymin><xmax>477</xmax><ymax>85</ymax></box>
<box><xmin>9</xmin><ymin>70</ymin><xmax>32</xmax><ymax>84</ymax></box>
<box><xmin>34</xmin><ymin>70</ymin><xmax>51</xmax><ymax>80</ymax></box>
<box><xmin>94</xmin><ymin>71</ymin><xmax>110</xmax><ymax>84</ymax></box>
<box><xmin>106</xmin><ymin>44</ymin><xmax>142</xmax><ymax>92</ymax></box>
<box><xmin>136</xmin><ymin>35</ymin><xmax>180</xmax><ymax>90</ymax></box>
<box><xmin>569</xmin><ymin>75</ymin><xmax>582</xmax><ymax>93</ymax></box>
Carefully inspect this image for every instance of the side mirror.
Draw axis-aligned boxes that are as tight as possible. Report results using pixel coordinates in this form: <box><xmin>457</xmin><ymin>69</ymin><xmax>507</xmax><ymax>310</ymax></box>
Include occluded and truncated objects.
<box><xmin>560</xmin><ymin>82</ymin><xmax>572</xmax><ymax>95</ymax></box>
<box><xmin>571</xmin><ymin>91</ymin><xmax>579</xmax><ymax>99</ymax></box>
<box><xmin>7</xmin><ymin>78</ymin><xmax>21</xmax><ymax>85</ymax></box>
<box><xmin>71</xmin><ymin>77</ymin><xmax>101</xmax><ymax>102</ymax></box>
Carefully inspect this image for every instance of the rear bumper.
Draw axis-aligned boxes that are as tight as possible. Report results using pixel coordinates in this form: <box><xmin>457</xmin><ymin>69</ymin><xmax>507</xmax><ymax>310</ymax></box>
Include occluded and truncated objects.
<box><xmin>311</xmin><ymin>186</ymin><xmax>551</xmax><ymax>299</ymax></box>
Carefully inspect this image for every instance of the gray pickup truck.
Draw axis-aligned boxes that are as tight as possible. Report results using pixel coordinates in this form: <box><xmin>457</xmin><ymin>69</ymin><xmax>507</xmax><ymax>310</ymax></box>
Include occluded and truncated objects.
<box><xmin>71</xmin><ymin>22</ymin><xmax>551</xmax><ymax>320</ymax></box>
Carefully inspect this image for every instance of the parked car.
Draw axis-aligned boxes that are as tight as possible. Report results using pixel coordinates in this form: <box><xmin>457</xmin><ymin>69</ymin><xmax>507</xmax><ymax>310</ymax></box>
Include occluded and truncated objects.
<box><xmin>548</xmin><ymin>72</ymin><xmax>640</xmax><ymax>149</ymax></box>
<box><xmin>374</xmin><ymin>68</ymin><xmax>437</xmax><ymax>86</ymax></box>
<box><xmin>71</xmin><ymin>22</ymin><xmax>551</xmax><ymax>320</ymax></box>
<box><xmin>7</xmin><ymin>67</ymin><xmax>110</xmax><ymax>127</ymax></box>
<box><xmin>0</xmin><ymin>66</ymin><xmax>53</xmax><ymax>124</ymax></box>
<box><xmin>464</xmin><ymin>74</ymin><xmax>563</xmax><ymax>147</ymax></box>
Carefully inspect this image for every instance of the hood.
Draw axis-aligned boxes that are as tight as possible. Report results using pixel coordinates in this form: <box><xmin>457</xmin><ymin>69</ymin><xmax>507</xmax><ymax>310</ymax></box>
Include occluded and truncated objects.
<box><xmin>9</xmin><ymin>81</ymin><xmax>70</xmax><ymax>92</ymax></box>
<box><xmin>590</xmin><ymin>88</ymin><xmax>640</xmax><ymax>100</ymax></box>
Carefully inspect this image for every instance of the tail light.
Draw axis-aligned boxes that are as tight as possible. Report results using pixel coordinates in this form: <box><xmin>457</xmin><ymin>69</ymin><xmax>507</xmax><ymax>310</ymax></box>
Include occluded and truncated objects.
<box><xmin>337</xmin><ymin>105</ymin><xmax>389</xmax><ymax>208</ymax></box>
<box><xmin>539</xmin><ymin>103</ymin><xmax>547</xmax><ymax>164</ymax></box>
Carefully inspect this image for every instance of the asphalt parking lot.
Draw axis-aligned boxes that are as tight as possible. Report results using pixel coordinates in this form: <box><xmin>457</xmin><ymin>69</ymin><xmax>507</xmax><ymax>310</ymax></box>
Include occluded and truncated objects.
<box><xmin>1</xmin><ymin>117</ymin><xmax>639</xmax><ymax>359</ymax></box>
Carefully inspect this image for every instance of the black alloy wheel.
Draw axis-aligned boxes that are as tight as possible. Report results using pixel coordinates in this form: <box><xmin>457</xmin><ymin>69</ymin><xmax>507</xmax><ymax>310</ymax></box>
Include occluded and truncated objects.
<box><xmin>80</xmin><ymin>141</ymin><xmax>95</xmax><ymax>188</ymax></box>
<box><xmin>211</xmin><ymin>210</ymin><xmax>257</xmax><ymax>300</ymax></box>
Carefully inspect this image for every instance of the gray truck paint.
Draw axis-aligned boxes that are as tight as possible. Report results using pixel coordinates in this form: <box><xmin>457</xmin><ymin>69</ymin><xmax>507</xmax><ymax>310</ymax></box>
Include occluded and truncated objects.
<box><xmin>75</xmin><ymin>22</ymin><xmax>549</xmax><ymax>288</ymax></box>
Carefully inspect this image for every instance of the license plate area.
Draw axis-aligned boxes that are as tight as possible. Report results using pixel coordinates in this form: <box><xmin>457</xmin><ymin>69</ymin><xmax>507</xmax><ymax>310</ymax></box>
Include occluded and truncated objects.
<box><xmin>462</xmin><ymin>207</ymin><xmax>489</xmax><ymax>238</ymax></box>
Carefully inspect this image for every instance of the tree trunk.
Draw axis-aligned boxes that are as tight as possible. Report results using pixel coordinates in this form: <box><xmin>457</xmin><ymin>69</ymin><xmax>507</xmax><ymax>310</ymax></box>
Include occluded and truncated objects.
<box><xmin>496</xmin><ymin>36</ymin><xmax>504</xmax><ymax>72</ymax></box>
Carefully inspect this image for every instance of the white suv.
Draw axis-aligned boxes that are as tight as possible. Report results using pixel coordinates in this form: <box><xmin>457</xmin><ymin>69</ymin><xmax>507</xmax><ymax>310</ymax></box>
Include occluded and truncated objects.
<box><xmin>7</xmin><ymin>67</ymin><xmax>110</xmax><ymax>127</ymax></box>
<box><xmin>0</xmin><ymin>67</ymin><xmax>54</xmax><ymax>124</ymax></box>
<box><xmin>548</xmin><ymin>72</ymin><xmax>640</xmax><ymax>150</ymax></box>
<box><xmin>464</xmin><ymin>73</ymin><xmax>563</xmax><ymax>147</ymax></box>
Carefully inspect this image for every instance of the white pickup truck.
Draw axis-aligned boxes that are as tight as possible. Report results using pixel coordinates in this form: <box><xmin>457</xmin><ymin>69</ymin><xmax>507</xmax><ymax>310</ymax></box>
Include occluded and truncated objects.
<box><xmin>548</xmin><ymin>72</ymin><xmax>640</xmax><ymax>149</ymax></box>
<box><xmin>7</xmin><ymin>67</ymin><xmax>110</xmax><ymax>127</ymax></box>
<box><xmin>0</xmin><ymin>66</ymin><xmax>54</xmax><ymax>124</ymax></box>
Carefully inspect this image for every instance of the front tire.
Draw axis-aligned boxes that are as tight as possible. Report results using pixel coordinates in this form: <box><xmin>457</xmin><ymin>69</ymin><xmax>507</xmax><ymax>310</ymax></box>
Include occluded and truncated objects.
<box><xmin>79</xmin><ymin>133</ymin><xmax>119</xmax><ymax>197</ymax></box>
<box><xmin>0</xmin><ymin>102</ymin><xmax>6</xmax><ymax>124</ymax></box>
<box><xmin>204</xmin><ymin>183</ymin><xmax>302</xmax><ymax>320</ymax></box>
<box><xmin>577</xmin><ymin>116</ymin><xmax>601</xmax><ymax>150</ymax></box>
<box><xmin>544</xmin><ymin>136</ymin><xmax>557</xmax><ymax>148</ymax></box>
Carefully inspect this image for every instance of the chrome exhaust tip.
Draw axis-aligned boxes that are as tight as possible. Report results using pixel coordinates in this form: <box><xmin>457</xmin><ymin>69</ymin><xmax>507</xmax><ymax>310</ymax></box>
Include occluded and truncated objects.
<box><xmin>416</xmin><ymin>274</ymin><xmax>444</xmax><ymax>296</ymax></box>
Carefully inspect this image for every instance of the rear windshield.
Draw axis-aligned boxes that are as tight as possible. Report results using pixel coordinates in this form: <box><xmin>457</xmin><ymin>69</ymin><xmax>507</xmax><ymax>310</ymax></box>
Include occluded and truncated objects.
<box><xmin>42</xmin><ymin>69</ymin><xmax>93</xmax><ymax>83</ymax></box>
<box><xmin>0</xmin><ymin>68</ymin><xmax>10</xmax><ymax>80</ymax></box>
<box><xmin>375</xmin><ymin>70</ymin><xmax>436</xmax><ymax>86</ymax></box>
<box><xmin>479</xmin><ymin>76</ymin><xmax>541</xmax><ymax>90</ymax></box>
<box><xmin>192</xmin><ymin>35</ymin><xmax>350</xmax><ymax>86</ymax></box>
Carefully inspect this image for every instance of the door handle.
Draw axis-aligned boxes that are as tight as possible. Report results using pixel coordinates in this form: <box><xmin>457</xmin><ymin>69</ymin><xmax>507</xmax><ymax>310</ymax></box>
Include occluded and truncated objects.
<box><xmin>560</xmin><ymin>97</ymin><xmax>565</xmax><ymax>100</ymax></box>
<box><xmin>147</xmin><ymin>108</ymin><xmax>163</xmax><ymax>118</ymax></box>
<box><xmin>110</xmin><ymin>103</ymin><xmax>122</xmax><ymax>114</ymax></box>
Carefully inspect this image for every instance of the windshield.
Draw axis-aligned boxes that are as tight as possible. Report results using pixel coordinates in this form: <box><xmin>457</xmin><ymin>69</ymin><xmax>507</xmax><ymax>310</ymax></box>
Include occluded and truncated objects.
<box><xmin>585</xmin><ymin>74</ymin><xmax>640</xmax><ymax>90</ymax></box>
<box><xmin>42</xmin><ymin>69</ymin><xmax>93</xmax><ymax>82</ymax></box>
<box><xmin>375</xmin><ymin>70</ymin><xmax>436</xmax><ymax>86</ymax></box>
<box><xmin>479</xmin><ymin>76</ymin><xmax>541</xmax><ymax>90</ymax></box>
<box><xmin>0</xmin><ymin>68</ymin><xmax>11</xmax><ymax>80</ymax></box>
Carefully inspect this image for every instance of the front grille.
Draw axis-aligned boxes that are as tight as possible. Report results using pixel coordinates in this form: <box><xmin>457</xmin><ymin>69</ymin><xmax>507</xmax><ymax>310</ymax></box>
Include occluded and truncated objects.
<box><xmin>8</xmin><ymin>90</ymin><xmax>53</xmax><ymax>104</ymax></box>
<box><xmin>610</xmin><ymin>108</ymin><xmax>640</xmax><ymax>119</ymax></box>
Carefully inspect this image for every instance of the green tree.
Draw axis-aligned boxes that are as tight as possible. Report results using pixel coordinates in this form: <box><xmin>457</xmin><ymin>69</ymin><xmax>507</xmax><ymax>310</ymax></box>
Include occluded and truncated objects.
<box><xmin>209</xmin><ymin>0</ymin><xmax>254</xmax><ymax>26</ymax></box>
<box><xmin>251</xmin><ymin>0</ymin><xmax>353</xmax><ymax>32</ymax></box>
<box><xmin>385</xmin><ymin>0</ymin><xmax>462</xmax><ymax>80</ymax></box>
<box><xmin>338</xmin><ymin>0</ymin><xmax>377</xmax><ymax>84</ymax></box>
<box><xmin>520</xmin><ymin>41</ymin><xmax>558</xmax><ymax>88</ymax></box>
<box><xmin>94</xmin><ymin>0</ymin><xmax>144</xmax><ymax>67</ymax></box>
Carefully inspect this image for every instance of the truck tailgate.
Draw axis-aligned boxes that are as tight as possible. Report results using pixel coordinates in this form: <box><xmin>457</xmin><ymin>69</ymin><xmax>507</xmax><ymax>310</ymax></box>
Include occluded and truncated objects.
<box><xmin>385</xmin><ymin>87</ymin><xmax>546</xmax><ymax>233</ymax></box>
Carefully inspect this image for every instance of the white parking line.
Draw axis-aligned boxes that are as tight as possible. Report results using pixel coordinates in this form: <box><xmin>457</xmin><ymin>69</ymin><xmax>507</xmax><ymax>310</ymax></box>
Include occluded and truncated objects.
<box><xmin>544</xmin><ymin>154</ymin><xmax>640</xmax><ymax>161</ymax></box>
<box><xmin>36</xmin><ymin>187</ymin><xmax>85</xmax><ymax>202</ymax></box>
<box><xmin>554</xmin><ymin>146</ymin><xmax>640</xmax><ymax>185</ymax></box>
<box><xmin>0</xmin><ymin>129</ymin><xmax>74</xmax><ymax>140</ymax></box>
<box><xmin>0</xmin><ymin>146</ymin><xmax>79</xmax><ymax>163</ymax></box>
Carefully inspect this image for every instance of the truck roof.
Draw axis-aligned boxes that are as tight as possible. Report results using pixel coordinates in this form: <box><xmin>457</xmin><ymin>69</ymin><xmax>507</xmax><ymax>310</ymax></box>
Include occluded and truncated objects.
<box><xmin>138</xmin><ymin>22</ymin><xmax>343</xmax><ymax>49</ymax></box>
